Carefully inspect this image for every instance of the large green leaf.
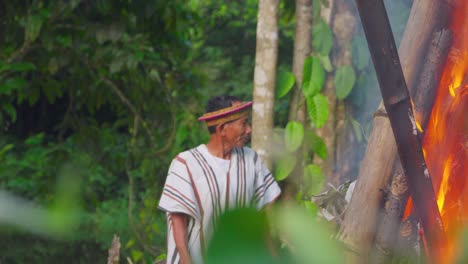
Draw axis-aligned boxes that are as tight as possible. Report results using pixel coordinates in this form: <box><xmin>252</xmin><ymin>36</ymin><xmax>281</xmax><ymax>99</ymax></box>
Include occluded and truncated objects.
<box><xmin>0</xmin><ymin>78</ymin><xmax>27</xmax><ymax>95</ymax></box>
<box><xmin>274</xmin><ymin>205</ymin><xmax>344</xmax><ymax>264</ymax></box>
<box><xmin>25</xmin><ymin>14</ymin><xmax>43</xmax><ymax>42</ymax></box>
<box><xmin>351</xmin><ymin>36</ymin><xmax>371</xmax><ymax>71</ymax></box>
<box><xmin>206</xmin><ymin>208</ymin><xmax>273</xmax><ymax>264</ymax></box>
<box><xmin>284</xmin><ymin>121</ymin><xmax>304</xmax><ymax>152</ymax></box>
<box><xmin>276</xmin><ymin>69</ymin><xmax>295</xmax><ymax>98</ymax></box>
<box><xmin>312</xmin><ymin>20</ymin><xmax>334</xmax><ymax>56</ymax></box>
<box><xmin>304</xmin><ymin>164</ymin><xmax>325</xmax><ymax>194</ymax></box>
<box><xmin>309</xmin><ymin>133</ymin><xmax>327</xmax><ymax>160</ymax></box>
<box><xmin>2</xmin><ymin>103</ymin><xmax>17</xmax><ymax>121</ymax></box>
<box><xmin>302</xmin><ymin>56</ymin><xmax>325</xmax><ymax>98</ymax></box>
<box><xmin>307</xmin><ymin>94</ymin><xmax>329</xmax><ymax>128</ymax></box>
<box><xmin>302</xmin><ymin>57</ymin><xmax>313</xmax><ymax>88</ymax></box>
<box><xmin>0</xmin><ymin>62</ymin><xmax>36</xmax><ymax>73</ymax></box>
<box><xmin>274</xmin><ymin>155</ymin><xmax>296</xmax><ymax>181</ymax></box>
<box><xmin>25</xmin><ymin>133</ymin><xmax>44</xmax><ymax>145</ymax></box>
<box><xmin>334</xmin><ymin>65</ymin><xmax>356</xmax><ymax>100</ymax></box>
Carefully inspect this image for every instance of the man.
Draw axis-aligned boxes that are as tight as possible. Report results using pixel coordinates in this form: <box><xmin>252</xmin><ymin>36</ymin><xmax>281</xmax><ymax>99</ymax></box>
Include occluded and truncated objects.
<box><xmin>158</xmin><ymin>95</ymin><xmax>281</xmax><ymax>264</ymax></box>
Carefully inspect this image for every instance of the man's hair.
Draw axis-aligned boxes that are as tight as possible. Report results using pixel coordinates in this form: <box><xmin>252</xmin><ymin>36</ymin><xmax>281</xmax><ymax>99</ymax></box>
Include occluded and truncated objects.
<box><xmin>205</xmin><ymin>95</ymin><xmax>241</xmax><ymax>134</ymax></box>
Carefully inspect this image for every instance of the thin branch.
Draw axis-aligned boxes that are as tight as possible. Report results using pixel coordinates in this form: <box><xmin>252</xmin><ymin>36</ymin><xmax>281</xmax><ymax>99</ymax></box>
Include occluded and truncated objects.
<box><xmin>6</xmin><ymin>0</ymin><xmax>74</xmax><ymax>63</ymax></box>
<box><xmin>100</xmin><ymin>77</ymin><xmax>155</xmax><ymax>143</ymax></box>
<box><xmin>6</xmin><ymin>42</ymin><xmax>35</xmax><ymax>64</ymax></box>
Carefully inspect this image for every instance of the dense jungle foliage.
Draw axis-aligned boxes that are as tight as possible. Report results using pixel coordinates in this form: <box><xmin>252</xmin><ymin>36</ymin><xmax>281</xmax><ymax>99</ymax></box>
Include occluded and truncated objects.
<box><xmin>0</xmin><ymin>0</ymin><xmax>412</xmax><ymax>263</ymax></box>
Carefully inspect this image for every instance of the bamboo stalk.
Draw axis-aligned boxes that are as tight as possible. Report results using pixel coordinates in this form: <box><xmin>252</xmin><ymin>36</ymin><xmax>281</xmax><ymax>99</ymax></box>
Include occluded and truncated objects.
<box><xmin>352</xmin><ymin>0</ymin><xmax>446</xmax><ymax>260</ymax></box>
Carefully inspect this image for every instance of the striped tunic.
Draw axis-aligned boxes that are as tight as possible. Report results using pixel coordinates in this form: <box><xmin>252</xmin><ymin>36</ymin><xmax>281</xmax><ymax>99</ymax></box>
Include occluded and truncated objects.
<box><xmin>159</xmin><ymin>144</ymin><xmax>281</xmax><ymax>264</ymax></box>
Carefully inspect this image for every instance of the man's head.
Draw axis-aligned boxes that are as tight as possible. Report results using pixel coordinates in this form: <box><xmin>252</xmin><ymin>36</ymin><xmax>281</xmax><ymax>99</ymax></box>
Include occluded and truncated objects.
<box><xmin>199</xmin><ymin>95</ymin><xmax>252</xmax><ymax>148</ymax></box>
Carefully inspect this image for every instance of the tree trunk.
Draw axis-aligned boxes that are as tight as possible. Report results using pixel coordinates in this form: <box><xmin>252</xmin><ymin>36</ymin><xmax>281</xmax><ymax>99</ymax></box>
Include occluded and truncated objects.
<box><xmin>289</xmin><ymin>0</ymin><xmax>312</xmax><ymax>124</ymax></box>
<box><xmin>252</xmin><ymin>0</ymin><xmax>280</xmax><ymax>170</ymax></box>
<box><xmin>338</xmin><ymin>0</ymin><xmax>453</xmax><ymax>262</ymax></box>
<box><xmin>284</xmin><ymin>0</ymin><xmax>313</xmax><ymax>198</ymax></box>
<box><xmin>315</xmin><ymin>0</ymin><xmax>356</xmax><ymax>186</ymax></box>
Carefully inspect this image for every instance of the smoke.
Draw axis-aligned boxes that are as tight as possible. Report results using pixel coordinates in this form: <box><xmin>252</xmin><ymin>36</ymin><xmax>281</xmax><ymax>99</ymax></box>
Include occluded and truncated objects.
<box><xmin>334</xmin><ymin>0</ymin><xmax>413</xmax><ymax>182</ymax></box>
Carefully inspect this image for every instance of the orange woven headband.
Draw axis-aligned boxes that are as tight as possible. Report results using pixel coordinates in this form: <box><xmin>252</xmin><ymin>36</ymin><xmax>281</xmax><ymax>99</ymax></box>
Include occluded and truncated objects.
<box><xmin>198</xmin><ymin>101</ymin><xmax>253</xmax><ymax>127</ymax></box>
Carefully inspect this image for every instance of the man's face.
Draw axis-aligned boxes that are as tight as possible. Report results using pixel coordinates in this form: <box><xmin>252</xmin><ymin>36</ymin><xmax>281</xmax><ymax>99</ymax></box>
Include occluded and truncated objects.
<box><xmin>222</xmin><ymin>116</ymin><xmax>252</xmax><ymax>148</ymax></box>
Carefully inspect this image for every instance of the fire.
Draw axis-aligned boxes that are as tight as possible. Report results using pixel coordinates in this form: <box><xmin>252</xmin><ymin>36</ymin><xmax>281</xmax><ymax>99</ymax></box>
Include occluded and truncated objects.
<box><xmin>422</xmin><ymin>0</ymin><xmax>468</xmax><ymax>262</ymax></box>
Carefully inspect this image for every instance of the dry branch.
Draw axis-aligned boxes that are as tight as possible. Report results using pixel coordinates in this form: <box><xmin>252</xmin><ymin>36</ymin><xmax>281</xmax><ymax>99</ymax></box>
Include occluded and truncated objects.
<box><xmin>107</xmin><ymin>234</ymin><xmax>121</xmax><ymax>264</ymax></box>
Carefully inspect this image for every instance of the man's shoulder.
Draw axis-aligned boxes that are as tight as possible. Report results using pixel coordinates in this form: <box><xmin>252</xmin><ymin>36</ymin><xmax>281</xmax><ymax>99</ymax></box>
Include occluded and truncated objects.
<box><xmin>172</xmin><ymin>145</ymin><xmax>204</xmax><ymax>160</ymax></box>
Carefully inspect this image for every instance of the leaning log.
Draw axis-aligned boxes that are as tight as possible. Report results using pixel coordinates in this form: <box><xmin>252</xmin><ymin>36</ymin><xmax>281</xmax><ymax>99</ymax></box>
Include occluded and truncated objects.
<box><xmin>372</xmin><ymin>29</ymin><xmax>453</xmax><ymax>263</ymax></box>
<box><xmin>337</xmin><ymin>0</ymin><xmax>453</xmax><ymax>262</ymax></box>
<box><xmin>413</xmin><ymin>29</ymin><xmax>454</xmax><ymax>128</ymax></box>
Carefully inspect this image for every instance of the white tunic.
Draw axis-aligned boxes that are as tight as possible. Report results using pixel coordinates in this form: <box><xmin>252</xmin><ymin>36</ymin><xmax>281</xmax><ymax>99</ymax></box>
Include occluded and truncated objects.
<box><xmin>159</xmin><ymin>144</ymin><xmax>281</xmax><ymax>264</ymax></box>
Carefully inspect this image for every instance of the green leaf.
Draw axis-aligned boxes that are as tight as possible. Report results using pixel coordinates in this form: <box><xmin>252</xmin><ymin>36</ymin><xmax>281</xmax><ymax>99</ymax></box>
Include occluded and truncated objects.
<box><xmin>131</xmin><ymin>250</ymin><xmax>143</xmax><ymax>262</ymax></box>
<box><xmin>334</xmin><ymin>66</ymin><xmax>356</xmax><ymax>100</ymax></box>
<box><xmin>319</xmin><ymin>55</ymin><xmax>333</xmax><ymax>72</ymax></box>
<box><xmin>351</xmin><ymin>36</ymin><xmax>371</xmax><ymax>70</ymax></box>
<box><xmin>2</xmin><ymin>62</ymin><xmax>36</xmax><ymax>73</ymax></box>
<box><xmin>48</xmin><ymin>58</ymin><xmax>59</xmax><ymax>74</ymax></box>
<box><xmin>25</xmin><ymin>14</ymin><xmax>43</xmax><ymax>42</ymax></box>
<box><xmin>276</xmin><ymin>69</ymin><xmax>295</xmax><ymax>98</ymax></box>
<box><xmin>302</xmin><ymin>56</ymin><xmax>325</xmax><ymax>98</ymax></box>
<box><xmin>2</xmin><ymin>103</ymin><xmax>17</xmax><ymax>121</ymax></box>
<box><xmin>312</xmin><ymin>20</ymin><xmax>334</xmax><ymax>56</ymax></box>
<box><xmin>303</xmin><ymin>200</ymin><xmax>319</xmax><ymax>216</ymax></box>
<box><xmin>350</xmin><ymin>117</ymin><xmax>363</xmax><ymax>143</ymax></box>
<box><xmin>25</xmin><ymin>133</ymin><xmax>44</xmax><ymax>145</ymax></box>
<box><xmin>274</xmin><ymin>205</ymin><xmax>344</xmax><ymax>264</ymax></box>
<box><xmin>307</xmin><ymin>94</ymin><xmax>329</xmax><ymax>128</ymax></box>
<box><xmin>0</xmin><ymin>144</ymin><xmax>14</xmax><ymax>159</ymax></box>
<box><xmin>284</xmin><ymin>121</ymin><xmax>304</xmax><ymax>152</ymax></box>
<box><xmin>302</xmin><ymin>57</ymin><xmax>312</xmax><ymax>88</ymax></box>
<box><xmin>274</xmin><ymin>155</ymin><xmax>296</xmax><ymax>181</ymax></box>
<box><xmin>125</xmin><ymin>239</ymin><xmax>135</xmax><ymax>249</ymax></box>
<box><xmin>28</xmin><ymin>87</ymin><xmax>40</xmax><ymax>105</ymax></box>
<box><xmin>309</xmin><ymin>133</ymin><xmax>327</xmax><ymax>160</ymax></box>
<box><xmin>0</xmin><ymin>78</ymin><xmax>27</xmax><ymax>95</ymax></box>
<box><xmin>304</xmin><ymin>164</ymin><xmax>325</xmax><ymax>194</ymax></box>
<box><xmin>206</xmin><ymin>208</ymin><xmax>273</xmax><ymax>264</ymax></box>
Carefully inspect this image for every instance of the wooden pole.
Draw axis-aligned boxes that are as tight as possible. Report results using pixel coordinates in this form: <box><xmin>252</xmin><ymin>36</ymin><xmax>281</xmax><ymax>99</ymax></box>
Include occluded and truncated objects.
<box><xmin>338</xmin><ymin>0</ymin><xmax>453</xmax><ymax>261</ymax></box>
<box><xmin>413</xmin><ymin>29</ymin><xmax>454</xmax><ymax>128</ymax></box>
<box><xmin>352</xmin><ymin>0</ymin><xmax>446</xmax><ymax>260</ymax></box>
<box><xmin>372</xmin><ymin>29</ymin><xmax>453</xmax><ymax>263</ymax></box>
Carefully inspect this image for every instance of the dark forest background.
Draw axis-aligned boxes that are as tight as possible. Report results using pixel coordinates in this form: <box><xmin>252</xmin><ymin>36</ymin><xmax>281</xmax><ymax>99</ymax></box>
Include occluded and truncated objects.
<box><xmin>0</xmin><ymin>0</ymin><xmax>412</xmax><ymax>263</ymax></box>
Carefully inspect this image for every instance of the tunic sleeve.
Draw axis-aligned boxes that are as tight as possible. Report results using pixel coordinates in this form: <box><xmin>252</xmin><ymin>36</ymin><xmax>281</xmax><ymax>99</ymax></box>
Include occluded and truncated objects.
<box><xmin>253</xmin><ymin>153</ymin><xmax>281</xmax><ymax>209</ymax></box>
<box><xmin>159</xmin><ymin>156</ymin><xmax>199</xmax><ymax>220</ymax></box>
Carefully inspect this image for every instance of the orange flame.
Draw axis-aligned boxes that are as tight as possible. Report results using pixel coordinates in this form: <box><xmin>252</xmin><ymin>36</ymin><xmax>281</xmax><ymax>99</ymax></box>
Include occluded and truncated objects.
<box><xmin>422</xmin><ymin>0</ymin><xmax>468</xmax><ymax>262</ymax></box>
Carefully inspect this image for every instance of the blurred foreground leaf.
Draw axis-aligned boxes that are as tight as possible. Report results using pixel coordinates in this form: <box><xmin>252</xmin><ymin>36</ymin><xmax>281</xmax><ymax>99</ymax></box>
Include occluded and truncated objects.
<box><xmin>206</xmin><ymin>208</ymin><xmax>276</xmax><ymax>264</ymax></box>
<box><xmin>0</xmin><ymin>162</ymin><xmax>83</xmax><ymax>238</ymax></box>
<box><xmin>273</xmin><ymin>204</ymin><xmax>343</xmax><ymax>264</ymax></box>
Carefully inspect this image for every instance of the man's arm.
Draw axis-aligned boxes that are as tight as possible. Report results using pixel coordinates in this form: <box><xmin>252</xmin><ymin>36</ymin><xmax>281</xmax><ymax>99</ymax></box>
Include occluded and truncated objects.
<box><xmin>171</xmin><ymin>212</ymin><xmax>192</xmax><ymax>264</ymax></box>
